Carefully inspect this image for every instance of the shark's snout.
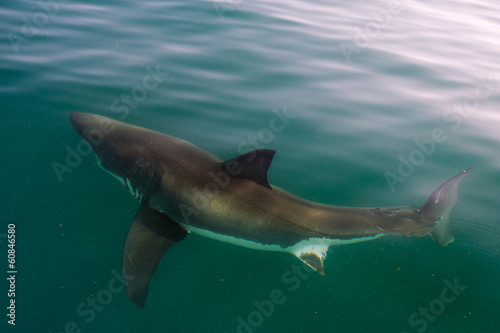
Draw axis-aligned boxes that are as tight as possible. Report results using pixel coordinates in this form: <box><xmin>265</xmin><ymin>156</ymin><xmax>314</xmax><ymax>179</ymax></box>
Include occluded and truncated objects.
<box><xmin>70</xmin><ymin>112</ymin><xmax>117</xmax><ymax>148</ymax></box>
<box><xmin>70</xmin><ymin>112</ymin><xmax>91</xmax><ymax>136</ymax></box>
<box><xmin>70</xmin><ymin>112</ymin><xmax>81</xmax><ymax>132</ymax></box>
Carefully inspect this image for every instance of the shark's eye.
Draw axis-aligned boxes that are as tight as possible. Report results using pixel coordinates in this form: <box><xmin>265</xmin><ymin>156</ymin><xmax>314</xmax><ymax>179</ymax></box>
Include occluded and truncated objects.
<box><xmin>82</xmin><ymin>128</ymin><xmax>103</xmax><ymax>145</ymax></box>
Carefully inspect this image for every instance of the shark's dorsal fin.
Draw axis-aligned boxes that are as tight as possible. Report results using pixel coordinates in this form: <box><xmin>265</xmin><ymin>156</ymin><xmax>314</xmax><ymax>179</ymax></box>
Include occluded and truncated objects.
<box><xmin>222</xmin><ymin>149</ymin><xmax>276</xmax><ymax>189</ymax></box>
<box><xmin>123</xmin><ymin>204</ymin><xmax>188</xmax><ymax>309</ymax></box>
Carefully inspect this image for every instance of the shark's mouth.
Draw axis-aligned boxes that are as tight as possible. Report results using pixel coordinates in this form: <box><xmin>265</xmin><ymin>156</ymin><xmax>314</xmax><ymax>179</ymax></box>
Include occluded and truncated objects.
<box><xmin>95</xmin><ymin>155</ymin><xmax>147</xmax><ymax>202</ymax></box>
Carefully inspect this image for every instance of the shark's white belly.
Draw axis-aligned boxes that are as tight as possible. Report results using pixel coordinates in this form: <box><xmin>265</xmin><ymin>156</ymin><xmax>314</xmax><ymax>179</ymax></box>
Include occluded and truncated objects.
<box><xmin>181</xmin><ymin>223</ymin><xmax>385</xmax><ymax>255</ymax></box>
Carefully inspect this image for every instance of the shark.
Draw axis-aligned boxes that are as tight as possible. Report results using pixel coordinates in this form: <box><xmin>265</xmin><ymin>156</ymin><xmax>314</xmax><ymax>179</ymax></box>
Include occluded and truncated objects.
<box><xmin>70</xmin><ymin>112</ymin><xmax>473</xmax><ymax>309</ymax></box>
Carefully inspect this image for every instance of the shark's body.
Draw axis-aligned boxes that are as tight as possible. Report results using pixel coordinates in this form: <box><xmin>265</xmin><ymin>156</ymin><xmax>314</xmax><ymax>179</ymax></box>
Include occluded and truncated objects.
<box><xmin>70</xmin><ymin>112</ymin><xmax>473</xmax><ymax>308</ymax></box>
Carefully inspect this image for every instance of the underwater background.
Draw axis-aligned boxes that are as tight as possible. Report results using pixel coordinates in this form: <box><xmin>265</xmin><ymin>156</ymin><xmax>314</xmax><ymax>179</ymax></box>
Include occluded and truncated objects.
<box><xmin>1</xmin><ymin>0</ymin><xmax>499</xmax><ymax>332</ymax></box>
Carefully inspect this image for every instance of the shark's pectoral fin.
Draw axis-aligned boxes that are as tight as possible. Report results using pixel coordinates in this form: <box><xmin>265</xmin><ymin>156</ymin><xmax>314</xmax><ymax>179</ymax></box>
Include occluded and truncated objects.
<box><xmin>291</xmin><ymin>243</ymin><xmax>329</xmax><ymax>276</ymax></box>
<box><xmin>123</xmin><ymin>203</ymin><xmax>188</xmax><ymax>309</ymax></box>
<box><xmin>222</xmin><ymin>149</ymin><xmax>276</xmax><ymax>189</ymax></box>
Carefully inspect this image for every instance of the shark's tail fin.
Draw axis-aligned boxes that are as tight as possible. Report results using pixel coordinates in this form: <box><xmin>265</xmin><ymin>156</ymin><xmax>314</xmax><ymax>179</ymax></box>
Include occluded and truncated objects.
<box><xmin>419</xmin><ymin>168</ymin><xmax>474</xmax><ymax>246</ymax></box>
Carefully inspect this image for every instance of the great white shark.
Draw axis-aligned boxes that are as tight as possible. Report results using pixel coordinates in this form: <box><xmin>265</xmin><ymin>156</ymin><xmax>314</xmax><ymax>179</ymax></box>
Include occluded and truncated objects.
<box><xmin>70</xmin><ymin>112</ymin><xmax>473</xmax><ymax>309</ymax></box>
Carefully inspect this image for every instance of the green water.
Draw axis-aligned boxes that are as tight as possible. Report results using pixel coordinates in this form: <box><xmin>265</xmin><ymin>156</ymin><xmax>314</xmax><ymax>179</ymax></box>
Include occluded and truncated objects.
<box><xmin>1</xmin><ymin>0</ymin><xmax>499</xmax><ymax>332</ymax></box>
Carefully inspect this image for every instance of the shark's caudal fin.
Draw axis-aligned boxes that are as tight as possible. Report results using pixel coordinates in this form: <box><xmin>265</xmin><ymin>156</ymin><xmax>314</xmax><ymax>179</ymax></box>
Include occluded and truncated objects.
<box><xmin>123</xmin><ymin>204</ymin><xmax>188</xmax><ymax>308</ymax></box>
<box><xmin>420</xmin><ymin>167</ymin><xmax>474</xmax><ymax>246</ymax></box>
